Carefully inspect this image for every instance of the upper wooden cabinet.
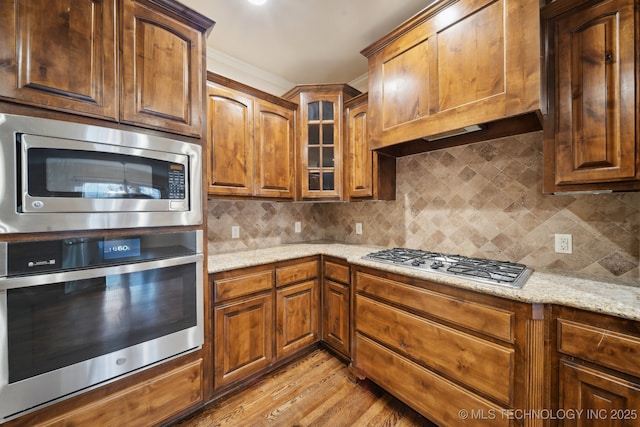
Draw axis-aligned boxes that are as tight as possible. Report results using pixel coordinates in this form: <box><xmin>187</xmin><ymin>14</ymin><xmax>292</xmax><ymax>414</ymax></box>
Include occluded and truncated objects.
<box><xmin>344</xmin><ymin>93</ymin><xmax>396</xmax><ymax>201</ymax></box>
<box><xmin>120</xmin><ymin>0</ymin><xmax>210</xmax><ymax>137</ymax></box>
<box><xmin>0</xmin><ymin>0</ymin><xmax>118</xmax><ymax>119</ymax></box>
<box><xmin>361</xmin><ymin>0</ymin><xmax>542</xmax><ymax>155</ymax></box>
<box><xmin>542</xmin><ymin>0</ymin><xmax>639</xmax><ymax>192</ymax></box>
<box><xmin>206</xmin><ymin>74</ymin><xmax>296</xmax><ymax>199</ymax></box>
<box><xmin>0</xmin><ymin>0</ymin><xmax>213</xmax><ymax>137</ymax></box>
<box><xmin>284</xmin><ymin>84</ymin><xmax>360</xmax><ymax>201</ymax></box>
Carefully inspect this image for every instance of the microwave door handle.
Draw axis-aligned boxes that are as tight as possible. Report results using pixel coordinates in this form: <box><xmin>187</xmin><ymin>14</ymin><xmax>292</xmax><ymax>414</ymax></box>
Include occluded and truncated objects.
<box><xmin>0</xmin><ymin>253</ymin><xmax>203</xmax><ymax>291</ymax></box>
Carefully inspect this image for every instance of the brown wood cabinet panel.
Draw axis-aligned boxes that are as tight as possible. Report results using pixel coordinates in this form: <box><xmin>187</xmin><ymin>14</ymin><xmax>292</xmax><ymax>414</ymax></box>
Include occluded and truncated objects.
<box><xmin>322</xmin><ymin>279</ymin><xmax>350</xmax><ymax>357</ymax></box>
<box><xmin>357</xmin><ymin>294</ymin><xmax>514</xmax><ymax>405</ymax></box>
<box><xmin>206</xmin><ymin>82</ymin><xmax>254</xmax><ymax>195</ymax></box>
<box><xmin>354</xmin><ymin>333</ymin><xmax>510</xmax><ymax>427</ymax></box>
<box><xmin>559</xmin><ymin>360</ymin><xmax>640</xmax><ymax>427</ymax></box>
<box><xmin>558</xmin><ymin>319</ymin><xmax>640</xmax><ymax>379</ymax></box>
<box><xmin>213</xmin><ymin>292</ymin><xmax>274</xmax><ymax>388</ymax></box>
<box><xmin>0</xmin><ymin>0</ymin><xmax>118</xmax><ymax>119</ymax></box>
<box><xmin>283</xmin><ymin>84</ymin><xmax>361</xmax><ymax>200</ymax></box>
<box><xmin>363</xmin><ymin>0</ymin><xmax>541</xmax><ymax>151</ymax></box>
<box><xmin>355</xmin><ymin>271</ymin><xmax>514</xmax><ymax>342</ymax></box>
<box><xmin>543</xmin><ymin>0</ymin><xmax>639</xmax><ymax>191</ymax></box>
<box><xmin>276</xmin><ymin>279</ymin><xmax>319</xmax><ymax>358</ymax></box>
<box><xmin>254</xmin><ymin>99</ymin><xmax>296</xmax><ymax>198</ymax></box>
<box><xmin>276</xmin><ymin>259</ymin><xmax>318</xmax><ymax>287</ymax></box>
<box><xmin>39</xmin><ymin>359</ymin><xmax>202</xmax><ymax>427</ymax></box>
<box><xmin>206</xmin><ymin>74</ymin><xmax>296</xmax><ymax>200</ymax></box>
<box><xmin>121</xmin><ymin>0</ymin><xmax>204</xmax><ymax>137</ymax></box>
<box><xmin>213</xmin><ymin>270</ymin><xmax>273</xmax><ymax>303</ymax></box>
<box><xmin>344</xmin><ymin>93</ymin><xmax>396</xmax><ymax>201</ymax></box>
<box><xmin>324</xmin><ymin>260</ymin><xmax>350</xmax><ymax>285</ymax></box>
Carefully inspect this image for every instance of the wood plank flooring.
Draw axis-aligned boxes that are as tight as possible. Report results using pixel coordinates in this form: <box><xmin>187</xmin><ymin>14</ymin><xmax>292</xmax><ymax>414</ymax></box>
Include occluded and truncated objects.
<box><xmin>171</xmin><ymin>348</ymin><xmax>435</xmax><ymax>427</ymax></box>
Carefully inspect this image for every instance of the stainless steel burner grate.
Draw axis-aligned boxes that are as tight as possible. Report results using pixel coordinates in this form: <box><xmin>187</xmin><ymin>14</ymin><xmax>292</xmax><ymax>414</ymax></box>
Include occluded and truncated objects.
<box><xmin>363</xmin><ymin>248</ymin><xmax>532</xmax><ymax>288</ymax></box>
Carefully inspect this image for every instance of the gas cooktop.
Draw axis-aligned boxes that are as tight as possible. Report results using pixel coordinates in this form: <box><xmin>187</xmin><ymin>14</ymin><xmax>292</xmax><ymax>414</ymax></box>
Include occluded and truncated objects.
<box><xmin>363</xmin><ymin>248</ymin><xmax>532</xmax><ymax>289</ymax></box>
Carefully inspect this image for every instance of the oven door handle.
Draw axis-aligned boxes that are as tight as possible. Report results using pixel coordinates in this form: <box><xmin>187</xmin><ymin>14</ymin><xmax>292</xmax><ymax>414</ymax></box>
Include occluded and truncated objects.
<box><xmin>0</xmin><ymin>253</ymin><xmax>203</xmax><ymax>290</ymax></box>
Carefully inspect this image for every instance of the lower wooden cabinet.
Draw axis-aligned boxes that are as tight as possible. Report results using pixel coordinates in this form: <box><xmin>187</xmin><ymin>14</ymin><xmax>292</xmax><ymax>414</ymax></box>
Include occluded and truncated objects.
<box><xmin>11</xmin><ymin>359</ymin><xmax>203</xmax><ymax>427</ymax></box>
<box><xmin>552</xmin><ymin>306</ymin><xmax>640</xmax><ymax>427</ymax></box>
<box><xmin>352</xmin><ymin>266</ymin><xmax>543</xmax><ymax>426</ymax></box>
<box><xmin>211</xmin><ymin>257</ymin><xmax>319</xmax><ymax>392</ymax></box>
<box><xmin>276</xmin><ymin>279</ymin><xmax>319</xmax><ymax>358</ymax></box>
<box><xmin>322</xmin><ymin>257</ymin><xmax>351</xmax><ymax>357</ymax></box>
<box><xmin>213</xmin><ymin>292</ymin><xmax>274</xmax><ymax>388</ymax></box>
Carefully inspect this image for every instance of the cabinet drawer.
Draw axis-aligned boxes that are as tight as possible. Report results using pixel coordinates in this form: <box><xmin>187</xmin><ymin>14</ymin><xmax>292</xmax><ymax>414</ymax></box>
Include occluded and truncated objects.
<box><xmin>40</xmin><ymin>359</ymin><xmax>202</xmax><ymax>426</ymax></box>
<box><xmin>356</xmin><ymin>271</ymin><xmax>514</xmax><ymax>342</ymax></box>
<box><xmin>214</xmin><ymin>270</ymin><xmax>273</xmax><ymax>302</ymax></box>
<box><xmin>357</xmin><ymin>295</ymin><xmax>514</xmax><ymax>405</ymax></box>
<box><xmin>558</xmin><ymin>319</ymin><xmax>640</xmax><ymax>378</ymax></box>
<box><xmin>276</xmin><ymin>260</ymin><xmax>318</xmax><ymax>287</ymax></box>
<box><xmin>324</xmin><ymin>260</ymin><xmax>350</xmax><ymax>284</ymax></box>
<box><xmin>355</xmin><ymin>334</ymin><xmax>509</xmax><ymax>427</ymax></box>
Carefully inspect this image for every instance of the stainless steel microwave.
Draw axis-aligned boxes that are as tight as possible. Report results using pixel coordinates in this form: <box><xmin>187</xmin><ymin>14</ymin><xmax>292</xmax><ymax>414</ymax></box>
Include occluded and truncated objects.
<box><xmin>0</xmin><ymin>114</ymin><xmax>202</xmax><ymax>233</ymax></box>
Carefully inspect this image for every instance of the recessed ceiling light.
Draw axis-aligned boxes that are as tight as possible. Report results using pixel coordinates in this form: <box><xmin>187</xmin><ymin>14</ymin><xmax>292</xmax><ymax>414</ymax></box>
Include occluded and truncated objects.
<box><xmin>248</xmin><ymin>0</ymin><xmax>267</xmax><ymax>5</ymax></box>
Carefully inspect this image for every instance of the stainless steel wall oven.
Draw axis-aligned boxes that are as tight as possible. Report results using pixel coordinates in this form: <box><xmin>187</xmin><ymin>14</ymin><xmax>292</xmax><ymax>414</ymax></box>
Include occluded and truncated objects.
<box><xmin>0</xmin><ymin>113</ymin><xmax>203</xmax><ymax>234</ymax></box>
<box><xmin>0</xmin><ymin>230</ymin><xmax>204</xmax><ymax>421</ymax></box>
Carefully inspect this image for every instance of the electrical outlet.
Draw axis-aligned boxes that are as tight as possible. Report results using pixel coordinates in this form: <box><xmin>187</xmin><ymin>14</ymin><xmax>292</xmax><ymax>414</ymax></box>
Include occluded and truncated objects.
<box><xmin>294</xmin><ymin>221</ymin><xmax>301</xmax><ymax>233</ymax></box>
<box><xmin>231</xmin><ymin>226</ymin><xmax>240</xmax><ymax>239</ymax></box>
<box><xmin>355</xmin><ymin>223</ymin><xmax>363</xmax><ymax>235</ymax></box>
<box><xmin>555</xmin><ymin>234</ymin><xmax>572</xmax><ymax>254</ymax></box>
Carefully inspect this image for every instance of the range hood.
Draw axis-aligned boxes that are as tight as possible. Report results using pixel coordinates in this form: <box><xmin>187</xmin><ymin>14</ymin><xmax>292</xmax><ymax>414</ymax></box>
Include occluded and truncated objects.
<box><xmin>373</xmin><ymin>112</ymin><xmax>543</xmax><ymax>158</ymax></box>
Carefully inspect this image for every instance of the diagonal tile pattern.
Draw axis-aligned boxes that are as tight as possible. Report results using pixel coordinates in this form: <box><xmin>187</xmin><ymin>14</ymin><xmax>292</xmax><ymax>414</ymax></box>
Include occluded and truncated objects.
<box><xmin>207</xmin><ymin>131</ymin><xmax>640</xmax><ymax>279</ymax></box>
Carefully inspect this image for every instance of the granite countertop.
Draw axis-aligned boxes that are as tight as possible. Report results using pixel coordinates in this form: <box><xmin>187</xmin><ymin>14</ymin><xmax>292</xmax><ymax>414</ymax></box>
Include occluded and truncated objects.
<box><xmin>207</xmin><ymin>242</ymin><xmax>640</xmax><ymax>322</ymax></box>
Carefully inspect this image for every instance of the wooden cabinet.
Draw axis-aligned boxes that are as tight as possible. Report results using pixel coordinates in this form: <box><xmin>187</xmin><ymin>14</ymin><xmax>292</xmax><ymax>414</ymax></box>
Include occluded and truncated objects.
<box><xmin>343</xmin><ymin>93</ymin><xmax>396</xmax><ymax>201</ymax></box>
<box><xmin>551</xmin><ymin>306</ymin><xmax>640</xmax><ymax>427</ymax></box>
<box><xmin>283</xmin><ymin>84</ymin><xmax>360</xmax><ymax>200</ymax></box>
<box><xmin>35</xmin><ymin>360</ymin><xmax>203</xmax><ymax>427</ymax></box>
<box><xmin>275</xmin><ymin>259</ymin><xmax>320</xmax><ymax>358</ymax></box>
<box><xmin>211</xmin><ymin>257</ymin><xmax>319</xmax><ymax>392</ymax></box>
<box><xmin>0</xmin><ymin>0</ymin><xmax>213</xmax><ymax>137</ymax></box>
<box><xmin>542</xmin><ymin>0</ymin><xmax>639</xmax><ymax>192</ymax></box>
<box><xmin>352</xmin><ymin>266</ymin><xmax>544</xmax><ymax>426</ymax></box>
<box><xmin>361</xmin><ymin>0</ymin><xmax>542</xmax><ymax>156</ymax></box>
<box><xmin>0</xmin><ymin>0</ymin><xmax>118</xmax><ymax>120</ymax></box>
<box><xmin>322</xmin><ymin>257</ymin><xmax>351</xmax><ymax>358</ymax></box>
<box><xmin>120</xmin><ymin>0</ymin><xmax>208</xmax><ymax>137</ymax></box>
<box><xmin>207</xmin><ymin>74</ymin><xmax>296</xmax><ymax>199</ymax></box>
<box><xmin>211</xmin><ymin>267</ymin><xmax>274</xmax><ymax>390</ymax></box>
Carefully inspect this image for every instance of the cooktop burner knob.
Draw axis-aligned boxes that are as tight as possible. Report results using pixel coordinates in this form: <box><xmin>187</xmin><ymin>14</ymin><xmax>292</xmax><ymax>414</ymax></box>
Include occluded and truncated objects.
<box><xmin>431</xmin><ymin>261</ymin><xmax>444</xmax><ymax>269</ymax></box>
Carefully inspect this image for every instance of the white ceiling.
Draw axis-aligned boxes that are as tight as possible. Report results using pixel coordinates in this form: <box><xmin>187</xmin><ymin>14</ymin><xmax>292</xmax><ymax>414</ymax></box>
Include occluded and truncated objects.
<box><xmin>180</xmin><ymin>0</ymin><xmax>433</xmax><ymax>94</ymax></box>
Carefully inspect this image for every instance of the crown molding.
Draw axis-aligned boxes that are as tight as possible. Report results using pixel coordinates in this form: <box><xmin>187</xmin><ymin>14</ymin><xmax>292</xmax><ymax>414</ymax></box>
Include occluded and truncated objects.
<box><xmin>206</xmin><ymin>48</ymin><xmax>296</xmax><ymax>96</ymax></box>
<box><xmin>348</xmin><ymin>72</ymin><xmax>368</xmax><ymax>93</ymax></box>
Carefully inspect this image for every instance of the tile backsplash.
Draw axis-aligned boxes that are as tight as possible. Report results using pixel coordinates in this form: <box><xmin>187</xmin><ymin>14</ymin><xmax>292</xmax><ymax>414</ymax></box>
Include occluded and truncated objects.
<box><xmin>207</xmin><ymin>131</ymin><xmax>640</xmax><ymax>279</ymax></box>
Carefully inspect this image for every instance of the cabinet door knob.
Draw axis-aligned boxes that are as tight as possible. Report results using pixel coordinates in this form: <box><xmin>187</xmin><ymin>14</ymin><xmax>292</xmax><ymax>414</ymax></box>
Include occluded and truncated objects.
<box><xmin>605</xmin><ymin>52</ymin><xmax>614</xmax><ymax>63</ymax></box>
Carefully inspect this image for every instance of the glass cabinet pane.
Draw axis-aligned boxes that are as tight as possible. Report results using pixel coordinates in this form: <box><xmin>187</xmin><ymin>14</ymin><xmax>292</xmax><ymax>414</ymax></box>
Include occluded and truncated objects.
<box><xmin>308</xmin><ymin>102</ymin><xmax>319</xmax><ymax>121</ymax></box>
<box><xmin>308</xmin><ymin>124</ymin><xmax>319</xmax><ymax>145</ymax></box>
<box><xmin>322</xmin><ymin>147</ymin><xmax>334</xmax><ymax>167</ymax></box>
<box><xmin>322</xmin><ymin>101</ymin><xmax>333</xmax><ymax>120</ymax></box>
<box><xmin>308</xmin><ymin>172</ymin><xmax>320</xmax><ymax>190</ymax></box>
<box><xmin>322</xmin><ymin>172</ymin><xmax>334</xmax><ymax>190</ymax></box>
<box><xmin>322</xmin><ymin>124</ymin><xmax>333</xmax><ymax>145</ymax></box>
<box><xmin>308</xmin><ymin>147</ymin><xmax>320</xmax><ymax>167</ymax></box>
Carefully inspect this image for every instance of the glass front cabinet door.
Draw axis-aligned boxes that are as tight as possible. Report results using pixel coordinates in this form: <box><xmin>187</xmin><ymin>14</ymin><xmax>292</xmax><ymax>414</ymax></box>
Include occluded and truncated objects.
<box><xmin>284</xmin><ymin>84</ymin><xmax>360</xmax><ymax>200</ymax></box>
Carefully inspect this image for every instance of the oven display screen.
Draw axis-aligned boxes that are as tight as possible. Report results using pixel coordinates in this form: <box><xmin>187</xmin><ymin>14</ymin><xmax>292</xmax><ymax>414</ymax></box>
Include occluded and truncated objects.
<box><xmin>101</xmin><ymin>238</ymin><xmax>141</xmax><ymax>259</ymax></box>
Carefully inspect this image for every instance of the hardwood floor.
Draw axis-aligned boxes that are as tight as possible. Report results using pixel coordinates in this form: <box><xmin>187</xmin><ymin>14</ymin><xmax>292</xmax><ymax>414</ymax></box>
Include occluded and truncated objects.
<box><xmin>171</xmin><ymin>348</ymin><xmax>435</xmax><ymax>426</ymax></box>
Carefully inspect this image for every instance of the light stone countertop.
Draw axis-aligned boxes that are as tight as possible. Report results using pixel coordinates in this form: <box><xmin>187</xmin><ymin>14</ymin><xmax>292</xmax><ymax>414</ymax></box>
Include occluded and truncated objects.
<box><xmin>207</xmin><ymin>242</ymin><xmax>640</xmax><ymax>322</ymax></box>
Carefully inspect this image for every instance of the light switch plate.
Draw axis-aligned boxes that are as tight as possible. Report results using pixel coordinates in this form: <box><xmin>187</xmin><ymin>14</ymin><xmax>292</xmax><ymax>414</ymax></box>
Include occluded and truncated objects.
<box><xmin>232</xmin><ymin>226</ymin><xmax>240</xmax><ymax>239</ymax></box>
<box><xmin>294</xmin><ymin>221</ymin><xmax>301</xmax><ymax>233</ymax></box>
<box><xmin>356</xmin><ymin>223</ymin><xmax>363</xmax><ymax>235</ymax></box>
